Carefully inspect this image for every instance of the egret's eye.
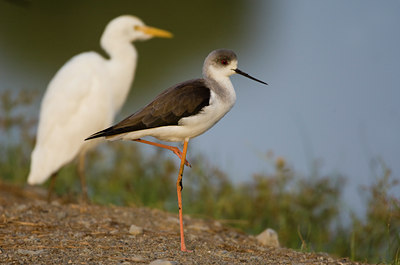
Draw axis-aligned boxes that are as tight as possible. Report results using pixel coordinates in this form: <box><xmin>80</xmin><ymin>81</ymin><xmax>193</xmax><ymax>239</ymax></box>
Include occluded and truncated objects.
<box><xmin>220</xmin><ymin>59</ymin><xmax>228</xmax><ymax>65</ymax></box>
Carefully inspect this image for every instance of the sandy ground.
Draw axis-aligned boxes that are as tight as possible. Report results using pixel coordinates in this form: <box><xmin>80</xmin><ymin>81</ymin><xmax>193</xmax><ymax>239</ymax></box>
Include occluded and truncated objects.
<box><xmin>0</xmin><ymin>183</ymin><xmax>367</xmax><ymax>265</ymax></box>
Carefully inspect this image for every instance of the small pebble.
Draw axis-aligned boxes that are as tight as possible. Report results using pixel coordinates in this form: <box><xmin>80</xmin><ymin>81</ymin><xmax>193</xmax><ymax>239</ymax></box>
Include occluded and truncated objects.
<box><xmin>187</xmin><ymin>223</ymin><xmax>209</xmax><ymax>232</ymax></box>
<box><xmin>129</xmin><ymin>224</ymin><xmax>143</xmax><ymax>235</ymax></box>
<box><xmin>130</xmin><ymin>256</ymin><xmax>147</xmax><ymax>262</ymax></box>
<box><xmin>51</xmin><ymin>200</ymin><xmax>61</xmax><ymax>206</ymax></box>
<box><xmin>110</xmin><ymin>229</ymin><xmax>119</xmax><ymax>235</ymax></box>
<box><xmin>149</xmin><ymin>260</ymin><xmax>177</xmax><ymax>265</ymax></box>
<box><xmin>17</xmin><ymin>249</ymin><xmax>45</xmax><ymax>255</ymax></box>
<box><xmin>15</xmin><ymin>204</ymin><xmax>28</xmax><ymax>212</ymax></box>
<box><xmin>216</xmin><ymin>250</ymin><xmax>235</xmax><ymax>258</ymax></box>
<box><xmin>256</xmin><ymin>228</ymin><xmax>280</xmax><ymax>248</ymax></box>
<box><xmin>213</xmin><ymin>221</ymin><xmax>222</xmax><ymax>227</ymax></box>
<box><xmin>56</xmin><ymin>211</ymin><xmax>67</xmax><ymax>219</ymax></box>
<box><xmin>166</xmin><ymin>216</ymin><xmax>179</xmax><ymax>224</ymax></box>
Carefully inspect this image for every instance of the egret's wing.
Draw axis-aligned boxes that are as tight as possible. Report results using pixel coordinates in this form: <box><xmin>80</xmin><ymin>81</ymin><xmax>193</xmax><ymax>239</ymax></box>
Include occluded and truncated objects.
<box><xmin>29</xmin><ymin>52</ymin><xmax>111</xmax><ymax>184</ymax></box>
<box><xmin>38</xmin><ymin>52</ymin><xmax>108</xmax><ymax>140</ymax></box>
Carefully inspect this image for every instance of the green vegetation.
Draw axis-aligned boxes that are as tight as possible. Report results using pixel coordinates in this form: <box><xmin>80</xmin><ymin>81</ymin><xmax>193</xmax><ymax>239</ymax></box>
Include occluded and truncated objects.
<box><xmin>1</xmin><ymin>90</ymin><xmax>399</xmax><ymax>264</ymax></box>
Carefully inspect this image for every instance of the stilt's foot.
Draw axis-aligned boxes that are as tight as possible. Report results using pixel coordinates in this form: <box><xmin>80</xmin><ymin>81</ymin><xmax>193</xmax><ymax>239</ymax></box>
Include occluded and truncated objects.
<box><xmin>172</xmin><ymin>148</ymin><xmax>192</xmax><ymax>167</ymax></box>
<box><xmin>181</xmin><ymin>247</ymin><xmax>193</xmax><ymax>252</ymax></box>
<box><xmin>180</xmin><ymin>237</ymin><xmax>192</xmax><ymax>252</ymax></box>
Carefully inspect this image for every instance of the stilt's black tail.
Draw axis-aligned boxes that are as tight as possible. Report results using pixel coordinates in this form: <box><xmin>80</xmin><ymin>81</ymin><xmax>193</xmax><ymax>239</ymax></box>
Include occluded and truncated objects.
<box><xmin>85</xmin><ymin>127</ymin><xmax>114</xmax><ymax>141</ymax></box>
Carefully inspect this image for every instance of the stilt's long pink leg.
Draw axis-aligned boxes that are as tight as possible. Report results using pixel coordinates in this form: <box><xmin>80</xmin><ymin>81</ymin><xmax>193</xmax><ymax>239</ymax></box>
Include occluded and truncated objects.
<box><xmin>176</xmin><ymin>138</ymin><xmax>191</xmax><ymax>252</ymax></box>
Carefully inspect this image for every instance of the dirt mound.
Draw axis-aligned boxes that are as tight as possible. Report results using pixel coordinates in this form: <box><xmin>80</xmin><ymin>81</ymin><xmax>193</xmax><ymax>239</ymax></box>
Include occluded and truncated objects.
<box><xmin>0</xmin><ymin>183</ymin><xmax>366</xmax><ymax>264</ymax></box>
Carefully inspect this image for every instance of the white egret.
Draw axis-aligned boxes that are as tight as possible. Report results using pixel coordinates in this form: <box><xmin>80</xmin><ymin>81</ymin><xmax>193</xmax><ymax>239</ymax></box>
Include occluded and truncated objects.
<box><xmin>27</xmin><ymin>15</ymin><xmax>172</xmax><ymax>201</ymax></box>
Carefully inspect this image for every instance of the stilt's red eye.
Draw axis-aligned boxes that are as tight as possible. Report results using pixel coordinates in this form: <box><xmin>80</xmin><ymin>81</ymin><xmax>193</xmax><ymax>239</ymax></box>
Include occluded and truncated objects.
<box><xmin>221</xmin><ymin>59</ymin><xmax>228</xmax><ymax>65</ymax></box>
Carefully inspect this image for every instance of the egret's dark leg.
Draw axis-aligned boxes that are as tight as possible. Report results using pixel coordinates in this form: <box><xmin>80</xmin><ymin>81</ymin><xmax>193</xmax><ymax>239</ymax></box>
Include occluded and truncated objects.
<box><xmin>47</xmin><ymin>172</ymin><xmax>57</xmax><ymax>203</ymax></box>
<box><xmin>77</xmin><ymin>152</ymin><xmax>88</xmax><ymax>203</ymax></box>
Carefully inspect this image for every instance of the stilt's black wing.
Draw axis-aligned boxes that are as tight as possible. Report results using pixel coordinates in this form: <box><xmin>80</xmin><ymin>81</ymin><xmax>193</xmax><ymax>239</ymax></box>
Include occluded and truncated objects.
<box><xmin>86</xmin><ymin>79</ymin><xmax>210</xmax><ymax>140</ymax></box>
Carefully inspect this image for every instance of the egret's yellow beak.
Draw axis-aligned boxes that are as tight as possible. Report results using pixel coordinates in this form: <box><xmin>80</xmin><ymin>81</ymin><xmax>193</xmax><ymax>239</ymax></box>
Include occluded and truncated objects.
<box><xmin>135</xmin><ymin>25</ymin><xmax>173</xmax><ymax>38</ymax></box>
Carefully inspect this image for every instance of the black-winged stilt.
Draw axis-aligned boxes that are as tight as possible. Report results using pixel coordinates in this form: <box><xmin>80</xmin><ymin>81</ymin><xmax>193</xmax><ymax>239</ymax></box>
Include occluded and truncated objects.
<box><xmin>86</xmin><ymin>49</ymin><xmax>267</xmax><ymax>251</ymax></box>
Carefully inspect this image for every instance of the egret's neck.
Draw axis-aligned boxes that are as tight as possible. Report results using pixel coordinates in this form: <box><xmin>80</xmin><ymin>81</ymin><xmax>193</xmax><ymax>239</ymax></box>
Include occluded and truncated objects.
<box><xmin>103</xmin><ymin>41</ymin><xmax>138</xmax><ymax>114</ymax></box>
<box><xmin>103</xmin><ymin>39</ymin><xmax>137</xmax><ymax>61</ymax></box>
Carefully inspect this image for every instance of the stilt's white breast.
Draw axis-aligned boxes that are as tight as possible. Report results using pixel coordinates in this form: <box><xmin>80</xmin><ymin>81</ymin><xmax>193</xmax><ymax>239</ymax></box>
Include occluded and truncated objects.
<box><xmin>178</xmin><ymin>84</ymin><xmax>236</xmax><ymax>137</ymax></box>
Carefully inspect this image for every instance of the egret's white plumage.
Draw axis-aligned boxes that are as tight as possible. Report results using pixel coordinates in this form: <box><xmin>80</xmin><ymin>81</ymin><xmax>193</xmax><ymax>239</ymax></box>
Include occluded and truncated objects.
<box><xmin>27</xmin><ymin>15</ymin><xmax>172</xmax><ymax>186</ymax></box>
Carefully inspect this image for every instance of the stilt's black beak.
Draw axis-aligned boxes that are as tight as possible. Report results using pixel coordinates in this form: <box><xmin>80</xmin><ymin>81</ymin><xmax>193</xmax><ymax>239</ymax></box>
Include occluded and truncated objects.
<box><xmin>234</xmin><ymin>69</ymin><xmax>268</xmax><ymax>85</ymax></box>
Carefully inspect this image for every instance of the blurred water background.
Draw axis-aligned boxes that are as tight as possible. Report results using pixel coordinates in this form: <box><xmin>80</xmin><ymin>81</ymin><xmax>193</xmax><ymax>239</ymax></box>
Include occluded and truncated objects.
<box><xmin>1</xmin><ymin>0</ymin><xmax>399</xmax><ymax>218</ymax></box>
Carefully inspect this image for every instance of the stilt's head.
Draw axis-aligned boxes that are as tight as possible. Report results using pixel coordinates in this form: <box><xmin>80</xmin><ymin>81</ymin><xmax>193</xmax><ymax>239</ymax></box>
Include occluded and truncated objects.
<box><xmin>203</xmin><ymin>49</ymin><xmax>267</xmax><ymax>85</ymax></box>
<box><xmin>203</xmin><ymin>49</ymin><xmax>238</xmax><ymax>78</ymax></box>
